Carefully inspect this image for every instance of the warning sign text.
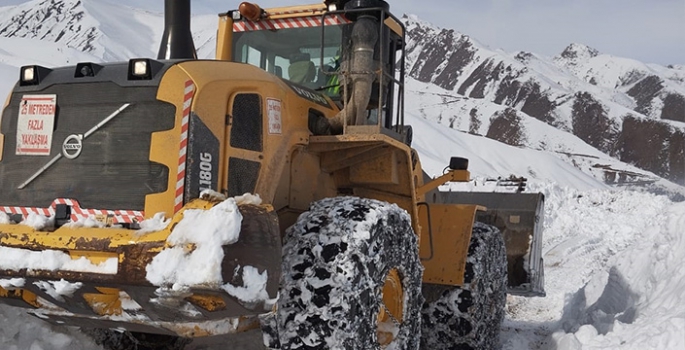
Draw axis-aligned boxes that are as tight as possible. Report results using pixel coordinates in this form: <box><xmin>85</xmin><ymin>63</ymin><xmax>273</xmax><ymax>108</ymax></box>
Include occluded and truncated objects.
<box><xmin>16</xmin><ymin>95</ymin><xmax>57</xmax><ymax>156</ymax></box>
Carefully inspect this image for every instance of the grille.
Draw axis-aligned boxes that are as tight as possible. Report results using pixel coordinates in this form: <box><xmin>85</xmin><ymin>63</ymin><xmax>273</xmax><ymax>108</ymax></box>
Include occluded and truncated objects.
<box><xmin>0</xmin><ymin>82</ymin><xmax>175</xmax><ymax>211</ymax></box>
<box><xmin>230</xmin><ymin>93</ymin><xmax>263</xmax><ymax>152</ymax></box>
<box><xmin>227</xmin><ymin>157</ymin><xmax>260</xmax><ymax>198</ymax></box>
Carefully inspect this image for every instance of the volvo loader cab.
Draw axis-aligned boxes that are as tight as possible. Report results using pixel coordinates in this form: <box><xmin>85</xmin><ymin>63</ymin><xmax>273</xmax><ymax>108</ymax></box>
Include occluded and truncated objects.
<box><xmin>225</xmin><ymin>0</ymin><xmax>408</xmax><ymax>138</ymax></box>
<box><xmin>0</xmin><ymin>1</ymin><xmax>545</xmax><ymax>349</ymax></box>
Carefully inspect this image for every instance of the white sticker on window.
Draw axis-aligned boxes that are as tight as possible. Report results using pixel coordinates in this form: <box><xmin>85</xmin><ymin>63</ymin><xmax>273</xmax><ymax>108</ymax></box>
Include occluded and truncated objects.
<box><xmin>267</xmin><ymin>98</ymin><xmax>282</xmax><ymax>134</ymax></box>
<box><xmin>16</xmin><ymin>94</ymin><xmax>57</xmax><ymax>156</ymax></box>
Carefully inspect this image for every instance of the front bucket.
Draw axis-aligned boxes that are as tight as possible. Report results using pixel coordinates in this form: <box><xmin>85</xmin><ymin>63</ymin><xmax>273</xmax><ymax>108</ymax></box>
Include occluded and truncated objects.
<box><xmin>432</xmin><ymin>191</ymin><xmax>545</xmax><ymax>297</ymax></box>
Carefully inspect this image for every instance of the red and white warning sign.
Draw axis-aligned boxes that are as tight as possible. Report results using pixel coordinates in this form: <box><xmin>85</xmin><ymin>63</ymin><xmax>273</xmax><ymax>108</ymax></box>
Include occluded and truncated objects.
<box><xmin>16</xmin><ymin>94</ymin><xmax>57</xmax><ymax>156</ymax></box>
<box><xmin>267</xmin><ymin>98</ymin><xmax>282</xmax><ymax>134</ymax></box>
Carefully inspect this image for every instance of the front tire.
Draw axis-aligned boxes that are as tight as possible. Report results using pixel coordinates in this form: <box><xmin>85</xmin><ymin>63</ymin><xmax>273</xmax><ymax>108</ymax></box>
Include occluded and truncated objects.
<box><xmin>420</xmin><ymin>222</ymin><xmax>507</xmax><ymax>350</ymax></box>
<box><xmin>276</xmin><ymin>197</ymin><xmax>423</xmax><ymax>349</ymax></box>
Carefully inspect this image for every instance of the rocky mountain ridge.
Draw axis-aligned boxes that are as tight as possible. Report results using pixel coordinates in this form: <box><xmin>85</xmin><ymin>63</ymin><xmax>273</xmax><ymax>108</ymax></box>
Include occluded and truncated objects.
<box><xmin>0</xmin><ymin>0</ymin><xmax>160</xmax><ymax>61</ymax></box>
<box><xmin>403</xmin><ymin>15</ymin><xmax>685</xmax><ymax>189</ymax></box>
<box><xmin>0</xmin><ymin>0</ymin><xmax>98</xmax><ymax>52</ymax></box>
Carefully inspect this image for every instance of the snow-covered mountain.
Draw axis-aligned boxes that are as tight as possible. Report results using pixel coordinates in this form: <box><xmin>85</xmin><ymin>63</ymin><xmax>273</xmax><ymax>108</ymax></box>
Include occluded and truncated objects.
<box><xmin>1</xmin><ymin>1</ymin><xmax>685</xmax><ymax>349</ymax></box>
<box><xmin>403</xmin><ymin>15</ymin><xmax>685</xmax><ymax>191</ymax></box>
<box><xmin>0</xmin><ymin>0</ymin><xmax>163</xmax><ymax>61</ymax></box>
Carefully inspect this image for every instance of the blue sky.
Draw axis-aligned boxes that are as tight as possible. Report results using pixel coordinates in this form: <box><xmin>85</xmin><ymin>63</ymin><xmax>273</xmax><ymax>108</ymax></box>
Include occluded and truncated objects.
<box><xmin>3</xmin><ymin>0</ymin><xmax>684</xmax><ymax>65</ymax></box>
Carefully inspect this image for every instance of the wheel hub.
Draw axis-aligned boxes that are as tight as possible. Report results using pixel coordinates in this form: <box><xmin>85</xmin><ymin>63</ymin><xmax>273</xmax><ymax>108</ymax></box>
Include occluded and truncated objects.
<box><xmin>377</xmin><ymin>268</ymin><xmax>404</xmax><ymax>346</ymax></box>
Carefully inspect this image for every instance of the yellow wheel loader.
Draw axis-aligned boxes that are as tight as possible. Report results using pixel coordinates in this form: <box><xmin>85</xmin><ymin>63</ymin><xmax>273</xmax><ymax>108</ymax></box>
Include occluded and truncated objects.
<box><xmin>0</xmin><ymin>0</ymin><xmax>545</xmax><ymax>349</ymax></box>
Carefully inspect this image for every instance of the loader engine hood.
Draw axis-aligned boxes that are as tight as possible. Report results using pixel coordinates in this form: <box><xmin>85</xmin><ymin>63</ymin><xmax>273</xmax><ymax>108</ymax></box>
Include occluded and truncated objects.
<box><xmin>0</xmin><ymin>61</ymin><xmax>284</xmax><ymax>338</ymax></box>
<box><xmin>0</xmin><ymin>61</ymin><xmax>178</xmax><ymax>216</ymax></box>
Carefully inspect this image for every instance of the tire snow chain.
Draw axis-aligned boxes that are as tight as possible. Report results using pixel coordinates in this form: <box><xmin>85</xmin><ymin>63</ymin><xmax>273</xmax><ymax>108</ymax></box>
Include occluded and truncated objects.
<box><xmin>383</xmin><ymin>302</ymin><xmax>402</xmax><ymax>327</ymax></box>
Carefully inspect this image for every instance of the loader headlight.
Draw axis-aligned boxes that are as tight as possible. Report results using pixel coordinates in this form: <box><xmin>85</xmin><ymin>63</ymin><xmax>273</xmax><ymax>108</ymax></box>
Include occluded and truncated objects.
<box><xmin>128</xmin><ymin>58</ymin><xmax>152</xmax><ymax>80</ymax></box>
<box><xmin>20</xmin><ymin>65</ymin><xmax>52</xmax><ymax>86</ymax></box>
<box><xmin>22</xmin><ymin>66</ymin><xmax>35</xmax><ymax>82</ymax></box>
<box><xmin>133</xmin><ymin>61</ymin><xmax>148</xmax><ymax>76</ymax></box>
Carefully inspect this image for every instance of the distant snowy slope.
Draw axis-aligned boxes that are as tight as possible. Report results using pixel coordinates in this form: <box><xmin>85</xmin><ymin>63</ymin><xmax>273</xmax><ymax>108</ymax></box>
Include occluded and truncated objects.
<box><xmin>0</xmin><ymin>0</ymin><xmax>102</xmax><ymax>52</ymax></box>
<box><xmin>403</xmin><ymin>15</ymin><xmax>685</xmax><ymax>126</ymax></box>
<box><xmin>193</xmin><ymin>14</ymin><xmax>221</xmax><ymax>59</ymax></box>
<box><xmin>0</xmin><ymin>0</ymin><xmax>161</xmax><ymax>61</ymax></box>
<box><xmin>80</xmin><ymin>0</ymin><xmax>161</xmax><ymax>60</ymax></box>
<box><xmin>0</xmin><ymin>63</ymin><xmax>15</xmax><ymax>104</ymax></box>
<box><xmin>555</xmin><ymin>43</ymin><xmax>685</xmax><ymax>107</ymax></box>
<box><xmin>403</xmin><ymin>15</ymin><xmax>685</xmax><ymax>188</ymax></box>
<box><xmin>407</xmin><ymin>111</ymin><xmax>609</xmax><ymax>191</ymax></box>
<box><xmin>0</xmin><ymin>0</ymin><xmax>214</xmax><ymax>104</ymax></box>
<box><xmin>407</xmin><ymin>77</ymin><xmax>685</xmax><ymax>199</ymax></box>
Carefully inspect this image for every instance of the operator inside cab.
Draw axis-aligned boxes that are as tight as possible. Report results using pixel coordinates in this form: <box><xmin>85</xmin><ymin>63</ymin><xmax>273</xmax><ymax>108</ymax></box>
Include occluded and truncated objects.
<box><xmin>232</xmin><ymin>23</ymin><xmax>345</xmax><ymax>100</ymax></box>
<box><xmin>288</xmin><ymin>53</ymin><xmax>316</xmax><ymax>87</ymax></box>
<box><xmin>230</xmin><ymin>1</ymin><xmax>404</xmax><ymax>135</ymax></box>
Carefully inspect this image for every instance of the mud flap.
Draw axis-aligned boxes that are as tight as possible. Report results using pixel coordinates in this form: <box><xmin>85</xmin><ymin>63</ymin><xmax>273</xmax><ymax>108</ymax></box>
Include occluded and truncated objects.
<box><xmin>430</xmin><ymin>192</ymin><xmax>545</xmax><ymax>297</ymax></box>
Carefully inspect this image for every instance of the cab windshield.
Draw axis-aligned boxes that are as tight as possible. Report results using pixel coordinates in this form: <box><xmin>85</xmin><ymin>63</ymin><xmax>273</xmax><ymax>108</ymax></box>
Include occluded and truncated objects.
<box><xmin>232</xmin><ymin>23</ymin><xmax>344</xmax><ymax>96</ymax></box>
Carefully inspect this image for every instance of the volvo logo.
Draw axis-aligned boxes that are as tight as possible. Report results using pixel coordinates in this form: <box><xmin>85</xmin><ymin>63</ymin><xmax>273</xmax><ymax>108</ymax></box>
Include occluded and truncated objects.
<box><xmin>62</xmin><ymin>134</ymin><xmax>83</xmax><ymax>159</ymax></box>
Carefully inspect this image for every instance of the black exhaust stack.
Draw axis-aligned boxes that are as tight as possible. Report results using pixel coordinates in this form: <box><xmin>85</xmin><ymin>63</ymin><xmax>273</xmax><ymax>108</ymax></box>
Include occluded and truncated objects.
<box><xmin>157</xmin><ymin>0</ymin><xmax>197</xmax><ymax>60</ymax></box>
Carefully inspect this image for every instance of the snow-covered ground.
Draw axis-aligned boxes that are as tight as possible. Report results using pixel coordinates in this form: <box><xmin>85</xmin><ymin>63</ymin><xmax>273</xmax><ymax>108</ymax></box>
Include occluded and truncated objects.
<box><xmin>1</xmin><ymin>1</ymin><xmax>684</xmax><ymax>349</ymax></box>
<box><xmin>416</xmin><ymin>117</ymin><xmax>685</xmax><ymax>349</ymax></box>
<box><xmin>501</xmin><ymin>184</ymin><xmax>685</xmax><ymax>349</ymax></box>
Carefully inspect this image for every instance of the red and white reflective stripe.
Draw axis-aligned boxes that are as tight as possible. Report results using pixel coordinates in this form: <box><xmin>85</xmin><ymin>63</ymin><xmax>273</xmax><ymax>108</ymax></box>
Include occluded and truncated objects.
<box><xmin>2</xmin><ymin>199</ymin><xmax>144</xmax><ymax>224</ymax></box>
<box><xmin>175</xmin><ymin>80</ymin><xmax>195</xmax><ymax>213</ymax></box>
<box><xmin>233</xmin><ymin>14</ymin><xmax>349</xmax><ymax>32</ymax></box>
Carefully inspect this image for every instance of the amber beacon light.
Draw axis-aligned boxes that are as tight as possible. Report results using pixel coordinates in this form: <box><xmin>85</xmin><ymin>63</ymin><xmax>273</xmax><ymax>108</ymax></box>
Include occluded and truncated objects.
<box><xmin>239</xmin><ymin>2</ymin><xmax>264</xmax><ymax>21</ymax></box>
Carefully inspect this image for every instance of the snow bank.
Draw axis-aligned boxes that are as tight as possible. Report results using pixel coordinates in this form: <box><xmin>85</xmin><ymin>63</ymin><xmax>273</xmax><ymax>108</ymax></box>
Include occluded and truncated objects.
<box><xmin>550</xmin><ymin>201</ymin><xmax>685</xmax><ymax>349</ymax></box>
<box><xmin>34</xmin><ymin>280</ymin><xmax>83</xmax><ymax>303</ymax></box>
<box><xmin>0</xmin><ymin>278</ymin><xmax>25</xmax><ymax>289</ymax></box>
<box><xmin>145</xmin><ymin>197</ymin><xmax>243</xmax><ymax>289</ymax></box>
<box><xmin>235</xmin><ymin>193</ymin><xmax>263</xmax><ymax>206</ymax></box>
<box><xmin>0</xmin><ymin>247</ymin><xmax>118</xmax><ymax>274</ymax></box>
<box><xmin>21</xmin><ymin>213</ymin><xmax>55</xmax><ymax>230</ymax></box>
<box><xmin>63</xmin><ymin>216</ymin><xmax>106</xmax><ymax>229</ymax></box>
<box><xmin>135</xmin><ymin>212</ymin><xmax>171</xmax><ymax>235</ymax></box>
<box><xmin>502</xmin><ymin>182</ymin><xmax>685</xmax><ymax>349</ymax></box>
<box><xmin>222</xmin><ymin>265</ymin><xmax>270</xmax><ymax>304</ymax></box>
